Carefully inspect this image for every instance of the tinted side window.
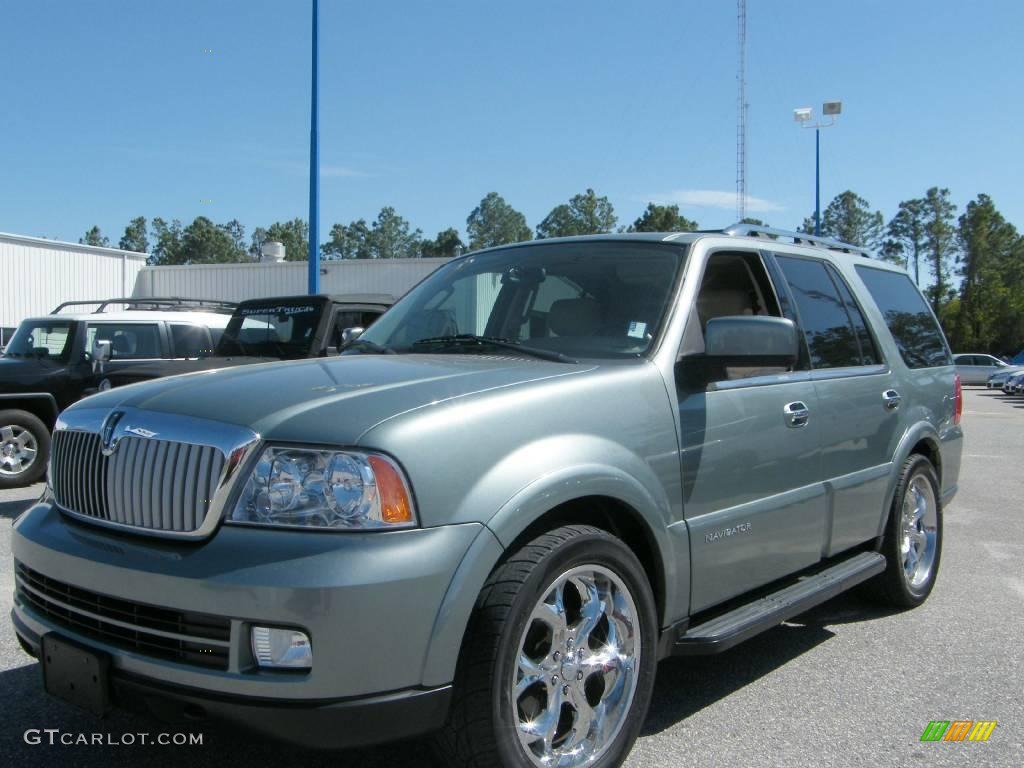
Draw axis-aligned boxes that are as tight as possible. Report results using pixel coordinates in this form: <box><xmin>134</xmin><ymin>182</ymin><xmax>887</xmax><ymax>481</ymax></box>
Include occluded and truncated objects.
<box><xmin>86</xmin><ymin>323</ymin><xmax>161</xmax><ymax>359</ymax></box>
<box><xmin>826</xmin><ymin>264</ymin><xmax>880</xmax><ymax>365</ymax></box>
<box><xmin>855</xmin><ymin>266</ymin><xmax>952</xmax><ymax>369</ymax></box>
<box><xmin>170</xmin><ymin>324</ymin><xmax>212</xmax><ymax>358</ymax></box>
<box><xmin>776</xmin><ymin>256</ymin><xmax>862</xmax><ymax>369</ymax></box>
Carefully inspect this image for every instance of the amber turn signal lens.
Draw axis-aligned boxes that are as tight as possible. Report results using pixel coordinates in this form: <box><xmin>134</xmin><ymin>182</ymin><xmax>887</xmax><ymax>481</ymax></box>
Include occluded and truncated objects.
<box><xmin>368</xmin><ymin>455</ymin><xmax>414</xmax><ymax>524</ymax></box>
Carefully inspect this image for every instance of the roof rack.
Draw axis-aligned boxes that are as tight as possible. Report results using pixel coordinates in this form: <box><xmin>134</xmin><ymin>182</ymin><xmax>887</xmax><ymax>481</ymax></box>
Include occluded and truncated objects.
<box><xmin>50</xmin><ymin>297</ymin><xmax>238</xmax><ymax>315</ymax></box>
<box><xmin>718</xmin><ymin>222</ymin><xmax>874</xmax><ymax>259</ymax></box>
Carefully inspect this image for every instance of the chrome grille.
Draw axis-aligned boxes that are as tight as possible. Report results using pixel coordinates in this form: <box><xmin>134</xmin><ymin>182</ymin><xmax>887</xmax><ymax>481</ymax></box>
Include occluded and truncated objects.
<box><xmin>16</xmin><ymin>561</ymin><xmax>230</xmax><ymax>670</ymax></box>
<box><xmin>51</xmin><ymin>430</ymin><xmax>225</xmax><ymax>534</ymax></box>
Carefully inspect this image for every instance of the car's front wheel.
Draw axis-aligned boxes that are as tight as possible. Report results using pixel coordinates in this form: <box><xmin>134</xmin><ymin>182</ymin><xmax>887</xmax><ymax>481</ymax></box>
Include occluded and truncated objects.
<box><xmin>437</xmin><ymin>524</ymin><xmax>657</xmax><ymax>768</ymax></box>
<box><xmin>0</xmin><ymin>409</ymin><xmax>49</xmax><ymax>489</ymax></box>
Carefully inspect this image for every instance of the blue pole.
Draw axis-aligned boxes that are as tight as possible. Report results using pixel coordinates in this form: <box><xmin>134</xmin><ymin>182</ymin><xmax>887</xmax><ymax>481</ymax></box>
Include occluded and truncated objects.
<box><xmin>814</xmin><ymin>127</ymin><xmax>821</xmax><ymax>237</ymax></box>
<box><xmin>307</xmin><ymin>0</ymin><xmax>321</xmax><ymax>294</ymax></box>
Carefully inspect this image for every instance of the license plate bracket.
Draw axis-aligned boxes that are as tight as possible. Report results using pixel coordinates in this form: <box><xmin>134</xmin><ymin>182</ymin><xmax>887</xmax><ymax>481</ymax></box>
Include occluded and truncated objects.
<box><xmin>41</xmin><ymin>634</ymin><xmax>111</xmax><ymax>717</ymax></box>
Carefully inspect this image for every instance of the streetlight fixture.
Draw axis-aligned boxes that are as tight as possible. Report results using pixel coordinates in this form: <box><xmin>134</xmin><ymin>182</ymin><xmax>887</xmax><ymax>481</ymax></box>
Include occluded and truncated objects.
<box><xmin>794</xmin><ymin>100</ymin><xmax>842</xmax><ymax>236</ymax></box>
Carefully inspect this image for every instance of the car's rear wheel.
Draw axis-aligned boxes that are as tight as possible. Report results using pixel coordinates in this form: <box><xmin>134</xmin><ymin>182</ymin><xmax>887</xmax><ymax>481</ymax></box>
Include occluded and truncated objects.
<box><xmin>436</xmin><ymin>524</ymin><xmax>657</xmax><ymax>768</ymax></box>
<box><xmin>868</xmin><ymin>454</ymin><xmax>942</xmax><ymax>607</ymax></box>
<box><xmin>0</xmin><ymin>410</ymin><xmax>49</xmax><ymax>489</ymax></box>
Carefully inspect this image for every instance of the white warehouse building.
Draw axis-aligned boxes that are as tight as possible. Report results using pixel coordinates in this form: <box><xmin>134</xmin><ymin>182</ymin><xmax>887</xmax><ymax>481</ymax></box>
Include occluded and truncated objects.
<box><xmin>131</xmin><ymin>256</ymin><xmax>450</xmax><ymax>304</ymax></box>
<box><xmin>0</xmin><ymin>232</ymin><xmax>148</xmax><ymax>345</ymax></box>
<box><xmin>1</xmin><ymin>231</ymin><xmax>449</xmax><ymax>346</ymax></box>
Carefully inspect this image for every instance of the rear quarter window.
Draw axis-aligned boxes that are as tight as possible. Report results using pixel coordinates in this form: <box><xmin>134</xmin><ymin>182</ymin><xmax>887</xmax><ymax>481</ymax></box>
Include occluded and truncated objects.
<box><xmin>854</xmin><ymin>266</ymin><xmax>952</xmax><ymax>369</ymax></box>
<box><xmin>170</xmin><ymin>323</ymin><xmax>213</xmax><ymax>358</ymax></box>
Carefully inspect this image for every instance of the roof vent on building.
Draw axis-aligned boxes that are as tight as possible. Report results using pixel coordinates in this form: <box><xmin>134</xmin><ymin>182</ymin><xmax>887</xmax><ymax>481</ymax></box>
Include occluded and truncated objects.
<box><xmin>260</xmin><ymin>241</ymin><xmax>286</xmax><ymax>263</ymax></box>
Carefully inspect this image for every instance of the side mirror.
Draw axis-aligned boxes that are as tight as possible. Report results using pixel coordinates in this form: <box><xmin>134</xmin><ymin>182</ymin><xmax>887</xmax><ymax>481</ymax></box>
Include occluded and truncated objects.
<box><xmin>340</xmin><ymin>327</ymin><xmax>364</xmax><ymax>346</ymax></box>
<box><xmin>704</xmin><ymin>316</ymin><xmax>799</xmax><ymax>367</ymax></box>
<box><xmin>91</xmin><ymin>340</ymin><xmax>112</xmax><ymax>373</ymax></box>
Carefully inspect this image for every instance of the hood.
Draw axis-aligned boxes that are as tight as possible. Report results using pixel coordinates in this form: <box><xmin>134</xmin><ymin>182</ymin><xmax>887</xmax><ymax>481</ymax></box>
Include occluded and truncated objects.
<box><xmin>72</xmin><ymin>354</ymin><xmax>594</xmax><ymax>444</ymax></box>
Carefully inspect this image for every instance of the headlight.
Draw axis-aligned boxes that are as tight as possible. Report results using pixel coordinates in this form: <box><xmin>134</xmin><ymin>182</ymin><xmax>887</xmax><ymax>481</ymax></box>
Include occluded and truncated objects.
<box><xmin>229</xmin><ymin>447</ymin><xmax>416</xmax><ymax>530</ymax></box>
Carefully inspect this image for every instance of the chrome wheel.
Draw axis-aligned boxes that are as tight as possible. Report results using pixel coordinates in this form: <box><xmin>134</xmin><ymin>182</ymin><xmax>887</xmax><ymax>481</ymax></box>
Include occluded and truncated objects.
<box><xmin>0</xmin><ymin>424</ymin><xmax>38</xmax><ymax>477</ymax></box>
<box><xmin>512</xmin><ymin>565</ymin><xmax>640</xmax><ymax>768</ymax></box>
<box><xmin>900</xmin><ymin>474</ymin><xmax>938</xmax><ymax>589</ymax></box>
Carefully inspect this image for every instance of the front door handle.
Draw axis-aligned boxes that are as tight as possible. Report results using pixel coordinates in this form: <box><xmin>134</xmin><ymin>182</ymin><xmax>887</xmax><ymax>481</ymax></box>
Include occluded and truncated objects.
<box><xmin>784</xmin><ymin>401</ymin><xmax>810</xmax><ymax>428</ymax></box>
<box><xmin>883</xmin><ymin>389</ymin><xmax>902</xmax><ymax>410</ymax></box>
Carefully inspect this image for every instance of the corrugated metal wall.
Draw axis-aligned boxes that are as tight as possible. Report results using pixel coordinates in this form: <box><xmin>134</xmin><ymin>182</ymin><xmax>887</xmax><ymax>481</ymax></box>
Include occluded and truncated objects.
<box><xmin>132</xmin><ymin>258</ymin><xmax>451</xmax><ymax>302</ymax></box>
<box><xmin>0</xmin><ymin>233</ymin><xmax>148</xmax><ymax>330</ymax></box>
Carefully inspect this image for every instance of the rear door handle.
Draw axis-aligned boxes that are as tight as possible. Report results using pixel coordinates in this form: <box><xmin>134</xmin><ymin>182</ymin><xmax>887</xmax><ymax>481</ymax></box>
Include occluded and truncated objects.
<box><xmin>883</xmin><ymin>389</ymin><xmax>902</xmax><ymax>410</ymax></box>
<box><xmin>783</xmin><ymin>401</ymin><xmax>810</xmax><ymax>428</ymax></box>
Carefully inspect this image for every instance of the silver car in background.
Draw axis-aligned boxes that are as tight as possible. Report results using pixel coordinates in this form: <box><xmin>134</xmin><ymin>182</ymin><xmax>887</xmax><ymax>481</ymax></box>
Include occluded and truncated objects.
<box><xmin>954</xmin><ymin>353</ymin><xmax>1016</xmax><ymax>385</ymax></box>
<box><xmin>988</xmin><ymin>366</ymin><xmax>1024</xmax><ymax>389</ymax></box>
<box><xmin>1002</xmin><ymin>370</ymin><xmax>1024</xmax><ymax>394</ymax></box>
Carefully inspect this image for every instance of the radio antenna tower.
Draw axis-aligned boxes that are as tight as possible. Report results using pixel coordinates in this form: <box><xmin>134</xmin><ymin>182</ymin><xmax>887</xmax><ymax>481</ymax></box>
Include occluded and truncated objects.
<box><xmin>736</xmin><ymin>0</ymin><xmax>748</xmax><ymax>221</ymax></box>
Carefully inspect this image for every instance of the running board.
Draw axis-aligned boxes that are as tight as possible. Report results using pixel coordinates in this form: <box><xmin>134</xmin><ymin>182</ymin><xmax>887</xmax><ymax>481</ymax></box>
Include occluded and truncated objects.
<box><xmin>672</xmin><ymin>551</ymin><xmax>886</xmax><ymax>656</ymax></box>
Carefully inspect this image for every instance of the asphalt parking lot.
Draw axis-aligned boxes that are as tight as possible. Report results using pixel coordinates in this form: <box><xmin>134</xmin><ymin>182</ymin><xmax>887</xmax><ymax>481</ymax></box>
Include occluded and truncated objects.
<box><xmin>1</xmin><ymin>388</ymin><xmax>1021</xmax><ymax>767</ymax></box>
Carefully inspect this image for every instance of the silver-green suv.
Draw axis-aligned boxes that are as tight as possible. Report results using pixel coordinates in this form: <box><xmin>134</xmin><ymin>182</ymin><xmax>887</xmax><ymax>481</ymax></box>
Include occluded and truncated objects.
<box><xmin>11</xmin><ymin>225</ymin><xmax>962</xmax><ymax>768</ymax></box>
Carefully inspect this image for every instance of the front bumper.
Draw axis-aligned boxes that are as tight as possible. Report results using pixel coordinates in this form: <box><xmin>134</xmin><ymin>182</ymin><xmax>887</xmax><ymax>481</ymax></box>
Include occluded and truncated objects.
<box><xmin>13</xmin><ymin>630</ymin><xmax>451</xmax><ymax>748</ymax></box>
<box><xmin>11</xmin><ymin>501</ymin><xmax>485</xmax><ymax>740</ymax></box>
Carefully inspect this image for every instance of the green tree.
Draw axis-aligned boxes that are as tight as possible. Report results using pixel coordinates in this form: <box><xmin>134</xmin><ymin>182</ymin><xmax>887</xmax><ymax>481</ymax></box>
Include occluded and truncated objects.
<box><xmin>118</xmin><ymin>217</ymin><xmax>149</xmax><ymax>253</ymax></box>
<box><xmin>368</xmin><ymin>207</ymin><xmax>422</xmax><ymax>259</ymax></box>
<box><xmin>536</xmin><ymin>188</ymin><xmax>617</xmax><ymax>239</ymax></box>
<box><xmin>801</xmin><ymin>191</ymin><xmax>883</xmax><ymax>251</ymax></box>
<box><xmin>221</xmin><ymin>219</ymin><xmax>247</xmax><ymax>256</ymax></box>
<box><xmin>250</xmin><ymin>219</ymin><xmax>308</xmax><ymax>262</ymax></box>
<box><xmin>921</xmin><ymin>187</ymin><xmax>958</xmax><ymax>315</ymax></box>
<box><xmin>322</xmin><ymin>219</ymin><xmax>372</xmax><ymax>260</ymax></box>
<box><xmin>421</xmin><ymin>227</ymin><xmax>464</xmax><ymax>258</ymax></box>
<box><xmin>153</xmin><ymin>217</ymin><xmax>247</xmax><ymax>265</ymax></box>
<box><xmin>149</xmin><ymin>218</ymin><xmax>184</xmax><ymax>265</ymax></box>
<box><xmin>628</xmin><ymin>203</ymin><xmax>698</xmax><ymax>233</ymax></box>
<box><xmin>885</xmin><ymin>199</ymin><xmax>927</xmax><ymax>282</ymax></box>
<box><xmin>466</xmin><ymin>192</ymin><xmax>532</xmax><ymax>250</ymax></box>
<box><xmin>80</xmin><ymin>226</ymin><xmax>109</xmax><ymax>248</ymax></box>
<box><xmin>953</xmin><ymin>195</ymin><xmax>1022</xmax><ymax>352</ymax></box>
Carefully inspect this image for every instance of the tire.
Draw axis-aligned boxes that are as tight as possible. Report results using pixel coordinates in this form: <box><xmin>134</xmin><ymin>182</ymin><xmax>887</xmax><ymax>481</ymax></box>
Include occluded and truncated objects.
<box><xmin>867</xmin><ymin>454</ymin><xmax>943</xmax><ymax>608</ymax></box>
<box><xmin>435</xmin><ymin>525</ymin><xmax>658</xmax><ymax>768</ymax></box>
<box><xmin>0</xmin><ymin>409</ymin><xmax>50</xmax><ymax>489</ymax></box>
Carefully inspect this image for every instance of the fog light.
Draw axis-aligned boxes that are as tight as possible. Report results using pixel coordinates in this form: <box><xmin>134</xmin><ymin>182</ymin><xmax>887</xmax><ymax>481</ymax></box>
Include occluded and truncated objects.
<box><xmin>251</xmin><ymin>626</ymin><xmax>312</xmax><ymax>669</ymax></box>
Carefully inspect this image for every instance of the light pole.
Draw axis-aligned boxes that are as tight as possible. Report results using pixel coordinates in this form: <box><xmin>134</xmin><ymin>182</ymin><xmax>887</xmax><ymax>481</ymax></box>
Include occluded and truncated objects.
<box><xmin>794</xmin><ymin>101</ymin><xmax>842</xmax><ymax>236</ymax></box>
<box><xmin>307</xmin><ymin>0</ymin><xmax>321</xmax><ymax>294</ymax></box>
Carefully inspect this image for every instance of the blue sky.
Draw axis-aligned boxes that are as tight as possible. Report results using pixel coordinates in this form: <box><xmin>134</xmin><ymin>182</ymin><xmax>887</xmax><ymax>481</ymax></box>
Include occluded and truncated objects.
<box><xmin>2</xmin><ymin>0</ymin><xmax>1022</xmax><ymax>249</ymax></box>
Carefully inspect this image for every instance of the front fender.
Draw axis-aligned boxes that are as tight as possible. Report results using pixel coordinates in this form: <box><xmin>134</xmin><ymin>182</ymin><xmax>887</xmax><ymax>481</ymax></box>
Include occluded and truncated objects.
<box><xmin>485</xmin><ymin>462</ymin><xmax>682</xmax><ymax>623</ymax></box>
<box><xmin>0</xmin><ymin>392</ymin><xmax>59</xmax><ymax>425</ymax></box>
<box><xmin>419</xmin><ymin>462</ymin><xmax>686</xmax><ymax>688</ymax></box>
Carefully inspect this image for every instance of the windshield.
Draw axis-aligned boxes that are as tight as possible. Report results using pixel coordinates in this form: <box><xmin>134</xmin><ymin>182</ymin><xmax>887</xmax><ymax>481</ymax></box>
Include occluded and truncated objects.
<box><xmin>356</xmin><ymin>241</ymin><xmax>686</xmax><ymax>360</ymax></box>
<box><xmin>217</xmin><ymin>301</ymin><xmax>322</xmax><ymax>359</ymax></box>
<box><xmin>2</xmin><ymin>320</ymin><xmax>76</xmax><ymax>361</ymax></box>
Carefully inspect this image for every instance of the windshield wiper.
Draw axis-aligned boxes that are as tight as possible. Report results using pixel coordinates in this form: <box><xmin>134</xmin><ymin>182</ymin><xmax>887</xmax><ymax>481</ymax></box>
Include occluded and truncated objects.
<box><xmin>344</xmin><ymin>338</ymin><xmax>397</xmax><ymax>355</ymax></box>
<box><xmin>410</xmin><ymin>334</ymin><xmax>576</xmax><ymax>363</ymax></box>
